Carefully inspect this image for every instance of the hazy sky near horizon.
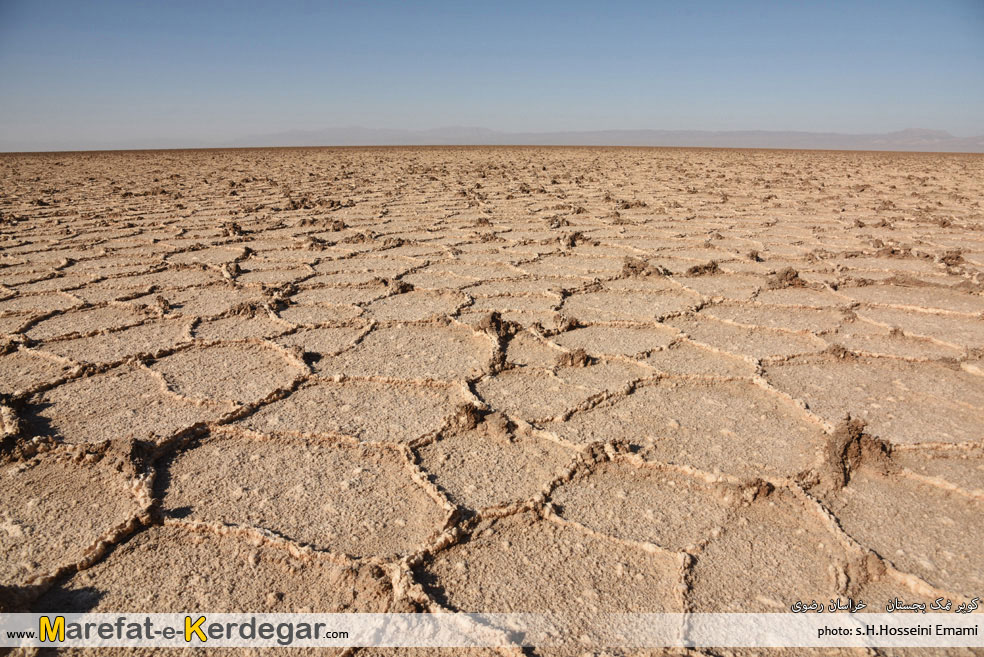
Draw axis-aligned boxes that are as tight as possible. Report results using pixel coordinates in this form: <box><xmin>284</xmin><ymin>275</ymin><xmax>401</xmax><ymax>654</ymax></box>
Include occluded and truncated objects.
<box><xmin>1</xmin><ymin>0</ymin><xmax>982</xmax><ymax>150</ymax></box>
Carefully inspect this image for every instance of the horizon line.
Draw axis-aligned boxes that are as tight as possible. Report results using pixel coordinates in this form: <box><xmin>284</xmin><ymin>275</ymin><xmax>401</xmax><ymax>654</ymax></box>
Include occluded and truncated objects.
<box><xmin>5</xmin><ymin>144</ymin><xmax>984</xmax><ymax>156</ymax></box>
<box><xmin>4</xmin><ymin>126</ymin><xmax>983</xmax><ymax>155</ymax></box>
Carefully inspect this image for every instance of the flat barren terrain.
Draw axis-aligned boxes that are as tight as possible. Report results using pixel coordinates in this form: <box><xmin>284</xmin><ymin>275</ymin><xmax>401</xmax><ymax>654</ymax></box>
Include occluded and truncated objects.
<box><xmin>2</xmin><ymin>146</ymin><xmax>983</xmax><ymax>655</ymax></box>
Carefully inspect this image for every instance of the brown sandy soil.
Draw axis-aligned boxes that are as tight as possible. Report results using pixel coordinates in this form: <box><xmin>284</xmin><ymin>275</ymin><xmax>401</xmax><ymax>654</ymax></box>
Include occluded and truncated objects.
<box><xmin>1</xmin><ymin>146</ymin><xmax>983</xmax><ymax>656</ymax></box>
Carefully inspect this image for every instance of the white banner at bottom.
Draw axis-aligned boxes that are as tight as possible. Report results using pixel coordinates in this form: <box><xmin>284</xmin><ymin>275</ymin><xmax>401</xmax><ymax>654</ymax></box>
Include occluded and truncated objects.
<box><xmin>1</xmin><ymin>612</ymin><xmax>981</xmax><ymax>649</ymax></box>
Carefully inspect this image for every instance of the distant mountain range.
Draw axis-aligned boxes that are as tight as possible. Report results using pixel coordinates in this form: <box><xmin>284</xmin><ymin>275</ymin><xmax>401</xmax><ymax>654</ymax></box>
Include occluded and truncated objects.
<box><xmin>232</xmin><ymin>126</ymin><xmax>984</xmax><ymax>153</ymax></box>
<box><xmin>4</xmin><ymin>127</ymin><xmax>983</xmax><ymax>153</ymax></box>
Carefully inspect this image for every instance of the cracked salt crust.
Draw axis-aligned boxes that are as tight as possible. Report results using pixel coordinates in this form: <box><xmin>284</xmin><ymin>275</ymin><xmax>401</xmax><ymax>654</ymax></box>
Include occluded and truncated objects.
<box><xmin>1</xmin><ymin>147</ymin><xmax>982</xmax><ymax>650</ymax></box>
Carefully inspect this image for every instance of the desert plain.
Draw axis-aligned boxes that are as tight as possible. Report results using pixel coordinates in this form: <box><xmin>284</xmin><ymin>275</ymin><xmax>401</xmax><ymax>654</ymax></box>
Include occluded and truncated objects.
<box><xmin>1</xmin><ymin>146</ymin><xmax>983</xmax><ymax>656</ymax></box>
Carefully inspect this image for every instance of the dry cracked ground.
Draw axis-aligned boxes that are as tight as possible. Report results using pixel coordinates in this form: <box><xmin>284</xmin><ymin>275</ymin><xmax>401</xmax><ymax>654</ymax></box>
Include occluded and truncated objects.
<box><xmin>1</xmin><ymin>146</ymin><xmax>983</xmax><ymax>657</ymax></box>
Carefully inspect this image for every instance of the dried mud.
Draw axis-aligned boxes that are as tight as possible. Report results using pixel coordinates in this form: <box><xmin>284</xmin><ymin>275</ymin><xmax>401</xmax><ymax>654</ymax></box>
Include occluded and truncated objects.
<box><xmin>2</xmin><ymin>146</ymin><xmax>983</xmax><ymax>656</ymax></box>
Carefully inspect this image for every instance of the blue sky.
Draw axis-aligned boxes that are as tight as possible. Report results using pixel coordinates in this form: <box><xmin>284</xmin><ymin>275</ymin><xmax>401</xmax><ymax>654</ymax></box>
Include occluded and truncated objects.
<box><xmin>1</xmin><ymin>0</ymin><xmax>982</xmax><ymax>149</ymax></box>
